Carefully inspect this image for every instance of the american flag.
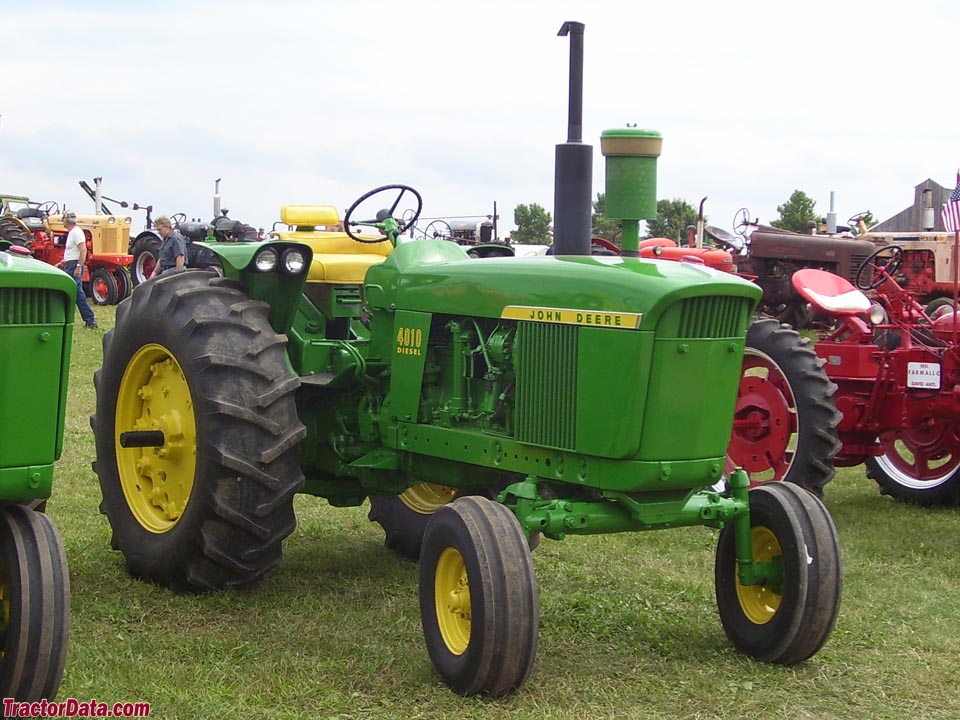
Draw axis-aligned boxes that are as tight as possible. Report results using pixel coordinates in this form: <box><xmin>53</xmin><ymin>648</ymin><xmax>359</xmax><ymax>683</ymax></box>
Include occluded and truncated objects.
<box><xmin>942</xmin><ymin>171</ymin><xmax>960</xmax><ymax>233</ymax></box>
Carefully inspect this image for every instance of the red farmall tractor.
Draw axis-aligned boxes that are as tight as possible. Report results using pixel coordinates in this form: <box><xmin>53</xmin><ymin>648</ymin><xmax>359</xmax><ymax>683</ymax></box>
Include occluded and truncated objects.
<box><xmin>0</xmin><ymin>194</ymin><xmax>134</xmax><ymax>304</ymax></box>
<box><xmin>778</xmin><ymin>245</ymin><xmax>960</xmax><ymax>505</ymax></box>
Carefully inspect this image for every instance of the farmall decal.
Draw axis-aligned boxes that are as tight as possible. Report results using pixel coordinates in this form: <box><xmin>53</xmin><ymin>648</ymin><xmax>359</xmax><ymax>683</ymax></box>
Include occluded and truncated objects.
<box><xmin>907</xmin><ymin>362</ymin><xmax>941</xmax><ymax>390</ymax></box>
<box><xmin>501</xmin><ymin>305</ymin><xmax>642</xmax><ymax>329</ymax></box>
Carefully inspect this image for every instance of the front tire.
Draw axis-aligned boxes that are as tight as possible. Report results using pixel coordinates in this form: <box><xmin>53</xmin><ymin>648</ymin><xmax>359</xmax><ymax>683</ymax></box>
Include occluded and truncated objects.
<box><xmin>727</xmin><ymin>320</ymin><xmax>840</xmax><ymax>496</ymax></box>
<box><xmin>0</xmin><ymin>505</ymin><xmax>70</xmax><ymax>701</ymax></box>
<box><xmin>715</xmin><ymin>483</ymin><xmax>841</xmax><ymax>665</ymax></box>
<box><xmin>89</xmin><ymin>267</ymin><xmax>119</xmax><ymax>305</ymax></box>
<box><xmin>419</xmin><ymin>496</ymin><xmax>538</xmax><ymax>696</ymax></box>
<box><xmin>114</xmin><ymin>267</ymin><xmax>132</xmax><ymax>301</ymax></box>
<box><xmin>91</xmin><ymin>272</ymin><xmax>306</xmax><ymax>592</ymax></box>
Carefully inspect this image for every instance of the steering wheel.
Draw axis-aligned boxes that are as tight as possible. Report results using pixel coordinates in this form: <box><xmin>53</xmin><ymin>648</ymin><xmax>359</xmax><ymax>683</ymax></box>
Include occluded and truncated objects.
<box><xmin>170</xmin><ymin>212</ymin><xmax>188</xmax><ymax>227</ymax></box>
<box><xmin>37</xmin><ymin>201</ymin><xmax>60</xmax><ymax>216</ymax></box>
<box><xmin>424</xmin><ymin>220</ymin><xmax>453</xmax><ymax>240</ymax></box>
<box><xmin>704</xmin><ymin>225</ymin><xmax>741</xmax><ymax>252</ymax></box>
<box><xmin>848</xmin><ymin>211</ymin><xmax>871</xmax><ymax>226</ymax></box>
<box><xmin>344</xmin><ymin>184</ymin><xmax>423</xmax><ymax>244</ymax></box>
<box><xmin>733</xmin><ymin>208</ymin><xmax>752</xmax><ymax>237</ymax></box>
<box><xmin>856</xmin><ymin>245</ymin><xmax>904</xmax><ymax>290</ymax></box>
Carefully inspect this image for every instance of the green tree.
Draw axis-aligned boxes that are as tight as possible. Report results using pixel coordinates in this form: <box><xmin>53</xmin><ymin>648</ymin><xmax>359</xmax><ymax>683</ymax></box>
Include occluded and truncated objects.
<box><xmin>772</xmin><ymin>190</ymin><xmax>818</xmax><ymax>233</ymax></box>
<box><xmin>645</xmin><ymin>198</ymin><xmax>699</xmax><ymax>243</ymax></box>
<box><xmin>513</xmin><ymin>203</ymin><xmax>552</xmax><ymax>244</ymax></box>
<box><xmin>591</xmin><ymin>193</ymin><xmax>620</xmax><ymax>240</ymax></box>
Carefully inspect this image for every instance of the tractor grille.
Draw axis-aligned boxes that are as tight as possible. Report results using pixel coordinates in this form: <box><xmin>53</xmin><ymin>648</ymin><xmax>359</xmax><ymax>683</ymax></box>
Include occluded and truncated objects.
<box><xmin>97</xmin><ymin>227</ymin><xmax>128</xmax><ymax>254</ymax></box>
<box><xmin>335</xmin><ymin>285</ymin><xmax>362</xmax><ymax>306</ymax></box>
<box><xmin>515</xmin><ymin>322</ymin><xmax>578</xmax><ymax>450</ymax></box>
<box><xmin>674</xmin><ymin>296</ymin><xmax>752</xmax><ymax>338</ymax></box>
<box><xmin>847</xmin><ymin>254</ymin><xmax>872</xmax><ymax>285</ymax></box>
<box><xmin>0</xmin><ymin>287</ymin><xmax>63</xmax><ymax>325</ymax></box>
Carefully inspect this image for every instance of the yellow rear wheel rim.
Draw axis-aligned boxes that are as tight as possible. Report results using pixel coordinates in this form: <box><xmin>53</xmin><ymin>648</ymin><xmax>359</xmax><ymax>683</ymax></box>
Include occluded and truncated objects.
<box><xmin>115</xmin><ymin>344</ymin><xmax>197</xmax><ymax>534</ymax></box>
<box><xmin>435</xmin><ymin>547</ymin><xmax>471</xmax><ymax>655</ymax></box>
<box><xmin>400</xmin><ymin>484</ymin><xmax>456</xmax><ymax>515</ymax></box>
<box><xmin>736</xmin><ymin>526</ymin><xmax>782</xmax><ymax>625</ymax></box>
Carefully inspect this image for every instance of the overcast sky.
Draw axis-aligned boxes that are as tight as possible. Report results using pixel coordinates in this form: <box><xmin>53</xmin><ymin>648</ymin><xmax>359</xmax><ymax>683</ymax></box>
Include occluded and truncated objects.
<box><xmin>3</xmin><ymin>0</ymin><xmax>960</xmax><ymax>237</ymax></box>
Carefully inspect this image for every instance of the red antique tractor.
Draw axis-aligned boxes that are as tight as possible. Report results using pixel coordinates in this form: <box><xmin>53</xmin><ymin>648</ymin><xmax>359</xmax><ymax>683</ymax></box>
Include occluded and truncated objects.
<box><xmin>0</xmin><ymin>196</ymin><xmax>134</xmax><ymax>304</ymax></box>
<box><xmin>735</xmin><ymin>244</ymin><xmax>960</xmax><ymax>506</ymax></box>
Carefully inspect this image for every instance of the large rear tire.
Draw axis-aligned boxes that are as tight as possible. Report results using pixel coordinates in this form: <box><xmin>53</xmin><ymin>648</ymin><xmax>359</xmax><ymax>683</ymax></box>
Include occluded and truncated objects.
<box><xmin>0</xmin><ymin>218</ymin><xmax>31</xmax><ymax>249</ymax></box>
<box><xmin>865</xmin><ymin>422</ymin><xmax>960</xmax><ymax>506</ymax></box>
<box><xmin>368</xmin><ymin>484</ymin><xmax>457</xmax><ymax>559</ymax></box>
<box><xmin>727</xmin><ymin>320</ymin><xmax>840</xmax><ymax>496</ymax></box>
<box><xmin>369</xmin><ymin>482</ymin><xmax>535</xmax><ymax>560</ymax></box>
<box><xmin>715</xmin><ymin>483</ymin><xmax>841</xmax><ymax>665</ymax></box>
<box><xmin>0</xmin><ymin>505</ymin><xmax>70</xmax><ymax>701</ymax></box>
<box><xmin>91</xmin><ymin>272</ymin><xmax>305</xmax><ymax>592</ymax></box>
<box><xmin>419</xmin><ymin>496</ymin><xmax>538</xmax><ymax>696</ymax></box>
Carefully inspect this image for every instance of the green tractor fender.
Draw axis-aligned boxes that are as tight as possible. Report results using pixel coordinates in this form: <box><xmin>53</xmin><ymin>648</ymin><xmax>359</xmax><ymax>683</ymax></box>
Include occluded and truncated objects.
<box><xmin>202</xmin><ymin>240</ymin><xmax>314</xmax><ymax>334</ymax></box>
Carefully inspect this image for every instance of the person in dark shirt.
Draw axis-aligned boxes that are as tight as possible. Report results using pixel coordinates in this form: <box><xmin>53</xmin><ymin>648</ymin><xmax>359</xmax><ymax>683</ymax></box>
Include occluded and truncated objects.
<box><xmin>151</xmin><ymin>215</ymin><xmax>187</xmax><ymax>277</ymax></box>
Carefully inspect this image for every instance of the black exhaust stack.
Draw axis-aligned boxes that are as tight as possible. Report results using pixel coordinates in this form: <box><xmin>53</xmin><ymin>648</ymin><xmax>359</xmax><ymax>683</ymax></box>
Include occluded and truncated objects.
<box><xmin>553</xmin><ymin>21</ymin><xmax>592</xmax><ymax>256</ymax></box>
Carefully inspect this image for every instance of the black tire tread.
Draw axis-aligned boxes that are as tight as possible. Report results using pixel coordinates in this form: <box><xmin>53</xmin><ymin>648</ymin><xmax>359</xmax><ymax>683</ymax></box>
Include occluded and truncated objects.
<box><xmin>738</xmin><ymin>319</ymin><xmax>841</xmax><ymax>496</ymax></box>
<box><xmin>0</xmin><ymin>506</ymin><xmax>70</xmax><ymax>701</ymax></box>
<box><xmin>0</xmin><ymin>218</ymin><xmax>32</xmax><ymax>248</ymax></box>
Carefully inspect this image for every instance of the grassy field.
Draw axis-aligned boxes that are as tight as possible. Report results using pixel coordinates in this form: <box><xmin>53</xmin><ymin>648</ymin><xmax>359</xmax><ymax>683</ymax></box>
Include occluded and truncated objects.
<box><xmin>46</xmin><ymin>304</ymin><xmax>960</xmax><ymax>719</ymax></box>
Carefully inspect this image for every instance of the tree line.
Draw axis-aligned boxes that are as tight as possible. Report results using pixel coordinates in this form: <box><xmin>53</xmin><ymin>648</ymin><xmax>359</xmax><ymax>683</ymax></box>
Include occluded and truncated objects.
<box><xmin>511</xmin><ymin>190</ymin><xmax>865</xmax><ymax>244</ymax></box>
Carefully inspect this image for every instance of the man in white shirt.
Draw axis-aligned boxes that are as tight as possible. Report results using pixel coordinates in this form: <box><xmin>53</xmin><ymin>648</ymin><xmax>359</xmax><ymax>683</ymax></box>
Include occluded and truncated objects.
<box><xmin>61</xmin><ymin>211</ymin><xmax>98</xmax><ymax>329</ymax></box>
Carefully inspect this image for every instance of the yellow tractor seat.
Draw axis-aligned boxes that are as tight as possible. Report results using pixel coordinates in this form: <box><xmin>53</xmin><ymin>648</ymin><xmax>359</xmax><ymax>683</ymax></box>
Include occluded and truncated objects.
<box><xmin>274</xmin><ymin>204</ymin><xmax>393</xmax><ymax>284</ymax></box>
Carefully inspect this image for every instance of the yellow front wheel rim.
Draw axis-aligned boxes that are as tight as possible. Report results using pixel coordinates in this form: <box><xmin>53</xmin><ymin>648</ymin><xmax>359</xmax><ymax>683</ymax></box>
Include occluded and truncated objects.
<box><xmin>400</xmin><ymin>484</ymin><xmax>457</xmax><ymax>515</ymax></box>
<box><xmin>736</xmin><ymin>526</ymin><xmax>782</xmax><ymax>624</ymax></box>
<box><xmin>435</xmin><ymin>547</ymin><xmax>471</xmax><ymax>655</ymax></box>
<box><xmin>115</xmin><ymin>344</ymin><xmax>197</xmax><ymax>534</ymax></box>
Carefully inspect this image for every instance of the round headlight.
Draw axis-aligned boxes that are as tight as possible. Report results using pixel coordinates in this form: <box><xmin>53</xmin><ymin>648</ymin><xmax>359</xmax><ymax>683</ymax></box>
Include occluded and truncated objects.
<box><xmin>868</xmin><ymin>303</ymin><xmax>887</xmax><ymax>325</ymax></box>
<box><xmin>125</xmin><ymin>217</ymin><xmax>132</xmax><ymax>224</ymax></box>
<box><xmin>254</xmin><ymin>247</ymin><xmax>278</xmax><ymax>272</ymax></box>
<box><xmin>108</xmin><ymin>216</ymin><xmax>116</xmax><ymax>225</ymax></box>
<box><xmin>282</xmin><ymin>249</ymin><xmax>306</xmax><ymax>274</ymax></box>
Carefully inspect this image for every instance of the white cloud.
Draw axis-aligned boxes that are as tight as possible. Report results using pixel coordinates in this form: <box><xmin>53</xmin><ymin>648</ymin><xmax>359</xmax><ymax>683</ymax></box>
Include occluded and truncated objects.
<box><xmin>3</xmin><ymin>0</ymin><xmax>960</xmax><ymax>234</ymax></box>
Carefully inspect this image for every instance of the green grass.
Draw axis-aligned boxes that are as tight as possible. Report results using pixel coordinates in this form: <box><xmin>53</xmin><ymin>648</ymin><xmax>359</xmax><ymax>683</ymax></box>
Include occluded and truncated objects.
<box><xmin>48</xmin><ymin>304</ymin><xmax>960</xmax><ymax>719</ymax></box>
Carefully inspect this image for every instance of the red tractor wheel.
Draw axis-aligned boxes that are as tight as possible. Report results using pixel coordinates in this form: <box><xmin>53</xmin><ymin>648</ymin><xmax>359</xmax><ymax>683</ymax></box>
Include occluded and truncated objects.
<box><xmin>89</xmin><ymin>268</ymin><xmax>119</xmax><ymax>305</ymax></box>
<box><xmin>865</xmin><ymin>421</ymin><xmax>960</xmax><ymax>506</ymax></box>
<box><xmin>130</xmin><ymin>235</ymin><xmax>160</xmax><ymax>286</ymax></box>
<box><xmin>726</xmin><ymin>320</ymin><xmax>840</xmax><ymax>496</ymax></box>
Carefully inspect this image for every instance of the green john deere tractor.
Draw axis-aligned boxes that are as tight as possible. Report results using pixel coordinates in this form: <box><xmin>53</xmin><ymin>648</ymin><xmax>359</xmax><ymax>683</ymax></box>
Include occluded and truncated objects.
<box><xmin>0</xmin><ymin>249</ymin><xmax>72</xmax><ymax>701</ymax></box>
<box><xmin>91</xmin><ymin>23</ymin><xmax>840</xmax><ymax>696</ymax></box>
<box><xmin>91</xmin><ymin>173</ymin><xmax>842</xmax><ymax>695</ymax></box>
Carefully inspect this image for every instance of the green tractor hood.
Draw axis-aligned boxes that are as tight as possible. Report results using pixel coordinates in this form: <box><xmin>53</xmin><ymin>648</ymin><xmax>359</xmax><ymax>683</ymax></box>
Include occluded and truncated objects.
<box><xmin>0</xmin><ymin>251</ymin><xmax>75</xmax><ymax>500</ymax></box>
<box><xmin>364</xmin><ymin>239</ymin><xmax>762</xmax><ymax>324</ymax></box>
